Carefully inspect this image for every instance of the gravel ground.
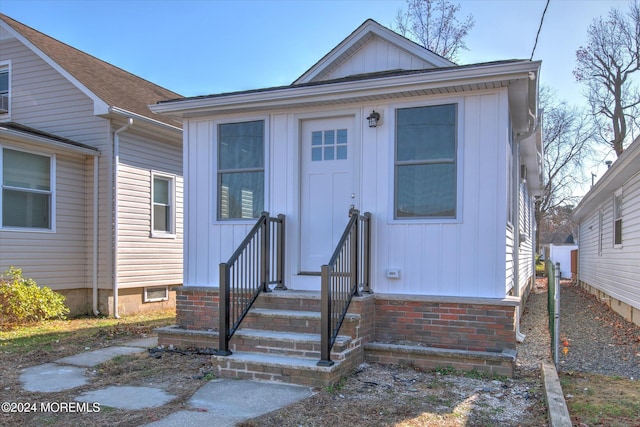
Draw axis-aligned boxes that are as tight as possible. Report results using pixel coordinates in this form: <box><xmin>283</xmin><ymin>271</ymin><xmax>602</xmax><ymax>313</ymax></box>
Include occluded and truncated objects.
<box><xmin>558</xmin><ymin>282</ymin><xmax>640</xmax><ymax>379</ymax></box>
<box><xmin>516</xmin><ymin>278</ymin><xmax>640</xmax><ymax>380</ymax></box>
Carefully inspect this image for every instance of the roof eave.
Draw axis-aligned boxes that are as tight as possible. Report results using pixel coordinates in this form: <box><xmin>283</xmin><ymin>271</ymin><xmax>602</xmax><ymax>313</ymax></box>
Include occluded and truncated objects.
<box><xmin>151</xmin><ymin>60</ymin><xmax>541</xmax><ymax>118</ymax></box>
<box><xmin>572</xmin><ymin>137</ymin><xmax>640</xmax><ymax>222</ymax></box>
<box><xmin>0</xmin><ymin>126</ymin><xmax>100</xmax><ymax>156</ymax></box>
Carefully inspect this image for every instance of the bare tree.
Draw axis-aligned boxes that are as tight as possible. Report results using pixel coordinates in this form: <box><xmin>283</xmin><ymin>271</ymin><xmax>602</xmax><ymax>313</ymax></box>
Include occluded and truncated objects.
<box><xmin>394</xmin><ymin>0</ymin><xmax>474</xmax><ymax>62</ymax></box>
<box><xmin>535</xmin><ymin>88</ymin><xmax>595</xmax><ymax>250</ymax></box>
<box><xmin>574</xmin><ymin>1</ymin><xmax>640</xmax><ymax>156</ymax></box>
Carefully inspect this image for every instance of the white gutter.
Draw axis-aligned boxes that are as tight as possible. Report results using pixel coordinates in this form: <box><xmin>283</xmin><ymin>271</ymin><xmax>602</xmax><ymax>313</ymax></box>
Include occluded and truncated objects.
<box><xmin>92</xmin><ymin>156</ymin><xmax>100</xmax><ymax>316</ymax></box>
<box><xmin>150</xmin><ymin>61</ymin><xmax>542</xmax><ymax>117</ymax></box>
<box><xmin>112</xmin><ymin>117</ymin><xmax>133</xmax><ymax>319</ymax></box>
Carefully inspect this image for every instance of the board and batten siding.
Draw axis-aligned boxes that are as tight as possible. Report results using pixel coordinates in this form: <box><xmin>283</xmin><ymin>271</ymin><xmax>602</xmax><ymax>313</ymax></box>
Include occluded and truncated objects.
<box><xmin>321</xmin><ymin>35</ymin><xmax>435</xmax><ymax>81</ymax></box>
<box><xmin>578</xmin><ymin>170</ymin><xmax>640</xmax><ymax>309</ymax></box>
<box><xmin>117</xmin><ymin>130</ymin><xmax>183</xmax><ymax>288</ymax></box>
<box><xmin>184</xmin><ymin>89</ymin><xmax>515</xmax><ymax>299</ymax></box>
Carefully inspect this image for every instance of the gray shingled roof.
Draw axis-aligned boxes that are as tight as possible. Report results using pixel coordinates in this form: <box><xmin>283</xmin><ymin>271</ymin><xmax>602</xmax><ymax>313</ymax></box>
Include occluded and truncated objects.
<box><xmin>0</xmin><ymin>14</ymin><xmax>182</xmax><ymax>128</ymax></box>
<box><xmin>1</xmin><ymin>122</ymin><xmax>99</xmax><ymax>152</ymax></box>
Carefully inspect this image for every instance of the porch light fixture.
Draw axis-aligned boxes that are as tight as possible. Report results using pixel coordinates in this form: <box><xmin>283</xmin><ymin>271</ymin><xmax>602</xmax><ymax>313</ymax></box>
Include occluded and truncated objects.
<box><xmin>367</xmin><ymin>110</ymin><xmax>381</xmax><ymax>128</ymax></box>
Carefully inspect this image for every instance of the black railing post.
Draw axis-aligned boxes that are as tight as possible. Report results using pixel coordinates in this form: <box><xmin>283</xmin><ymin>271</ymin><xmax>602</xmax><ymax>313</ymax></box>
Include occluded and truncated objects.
<box><xmin>217</xmin><ymin>263</ymin><xmax>232</xmax><ymax>356</ymax></box>
<box><xmin>362</xmin><ymin>212</ymin><xmax>372</xmax><ymax>294</ymax></box>
<box><xmin>352</xmin><ymin>210</ymin><xmax>360</xmax><ymax>297</ymax></box>
<box><xmin>261</xmin><ymin>212</ymin><xmax>271</xmax><ymax>293</ymax></box>
<box><xmin>318</xmin><ymin>264</ymin><xmax>334</xmax><ymax>366</ymax></box>
<box><xmin>275</xmin><ymin>214</ymin><xmax>287</xmax><ymax>290</ymax></box>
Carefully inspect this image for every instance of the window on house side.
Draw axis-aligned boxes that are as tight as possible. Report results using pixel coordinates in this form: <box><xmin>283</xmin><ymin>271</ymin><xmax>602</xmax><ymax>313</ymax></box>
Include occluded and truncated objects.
<box><xmin>218</xmin><ymin>120</ymin><xmax>264</xmax><ymax>220</ymax></box>
<box><xmin>395</xmin><ymin>104</ymin><xmax>457</xmax><ymax>219</ymax></box>
<box><xmin>613</xmin><ymin>193</ymin><xmax>622</xmax><ymax>246</ymax></box>
<box><xmin>152</xmin><ymin>174</ymin><xmax>174</xmax><ymax>235</ymax></box>
<box><xmin>0</xmin><ymin>69</ymin><xmax>8</xmax><ymax>114</ymax></box>
<box><xmin>598</xmin><ymin>210</ymin><xmax>603</xmax><ymax>256</ymax></box>
<box><xmin>1</xmin><ymin>148</ymin><xmax>52</xmax><ymax>229</ymax></box>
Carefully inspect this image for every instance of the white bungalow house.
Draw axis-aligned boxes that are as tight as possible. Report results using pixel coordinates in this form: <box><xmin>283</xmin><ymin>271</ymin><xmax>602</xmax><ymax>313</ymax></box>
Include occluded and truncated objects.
<box><xmin>572</xmin><ymin>136</ymin><xmax>640</xmax><ymax>326</ymax></box>
<box><xmin>152</xmin><ymin>20</ymin><xmax>542</xmax><ymax>383</ymax></box>
<box><xmin>0</xmin><ymin>14</ymin><xmax>183</xmax><ymax>316</ymax></box>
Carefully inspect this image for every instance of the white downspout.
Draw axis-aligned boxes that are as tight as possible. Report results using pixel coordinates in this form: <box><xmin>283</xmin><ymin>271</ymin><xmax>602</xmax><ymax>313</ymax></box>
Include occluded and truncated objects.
<box><xmin>92</xmin><ymin>156</ymin><xmax>100</xmax><ymax>316</ymax></box>
<box><xmin>113</xmin><ymin>118</ymin><xmax>133</xmax><ymax>318</ymax></box>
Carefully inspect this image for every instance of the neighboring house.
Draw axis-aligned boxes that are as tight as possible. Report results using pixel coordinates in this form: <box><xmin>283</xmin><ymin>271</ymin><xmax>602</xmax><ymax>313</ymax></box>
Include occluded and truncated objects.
<box><xmin>573</xmin><ymin>136</ymin><xmax>640</xmax><ymax>327</ymax></box>
<box><xmin>539</xmin><ymin>232</ymin><xmax>577</xmax><ymax>279</ymax></box>
<box><xmin>152</xmin><ymin>20</ymin><xmax>542</xmax><ymax>383</ymax></box>
<box><xmin>0</xmin><ymin>14</ymin><xmax>184</xmax><ymax>316</ymax></box>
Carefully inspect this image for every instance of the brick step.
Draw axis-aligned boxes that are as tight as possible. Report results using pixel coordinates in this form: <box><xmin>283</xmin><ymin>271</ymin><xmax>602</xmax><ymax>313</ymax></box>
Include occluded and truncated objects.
<box><xmin>254</xmin><ymin>290</ymin><xmax>322</xmax><ymax>312</ymax></box>
<box><xmin>242</xmin><ymin>308</ymin><xmax>360</xmax><ymax>337</ymax></box>
<box><xmin>231</xmin><ymin>328</ymin><xmax>352</xmax><ymax>359</ymax></box>
<box><xmin>210</xmin><ymin>351</ymin><xmax>357</xmax><ymax>388</ymax></box>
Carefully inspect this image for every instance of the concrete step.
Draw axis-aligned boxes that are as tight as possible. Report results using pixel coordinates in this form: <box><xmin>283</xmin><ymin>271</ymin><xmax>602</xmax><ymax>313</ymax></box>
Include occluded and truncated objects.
<box><xmin>254</xmin><ymin>290</ymin><xmax>322</xmax><ymax>312</ymax></box>
<box><xmin>210</xmin><ymin>351</ymin><xmax>358</xmax><ymax>388</ymax></box>
<box><xmin>231</xmin><ymin>328</ymin><xmax>352</xmax><ymax>359</ymax></box>
<box><xmin>242</xmin><ymin>308</ymin><xmax>360</xmax><ymax>337</ymax></box>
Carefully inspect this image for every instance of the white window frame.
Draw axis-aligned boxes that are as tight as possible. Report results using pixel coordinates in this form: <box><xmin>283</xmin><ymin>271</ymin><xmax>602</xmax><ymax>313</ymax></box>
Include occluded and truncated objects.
<box><xmin>0</xmin><ymin>145</ymin><xmax>56</xmax><ymax>232</ymax></box>
<box><xmin>598</xmin><ymin>209</ymin><xmax>603</xmax><ymax>256</ymax></box>
<box><xmin>0</xmin><ymin>60</ymin><xmax>11</xmax><ymax>118</ymax></box>
<box><xmin>143</xmin><ymin>286</ymin><xmax>169</xmax><ymax>302</ymax></box>
<box><xmin>151</xmin><ymin>172</ymin><xmax>176</xmax><ymax>238</ymax></box>
<box><xmin>212</xmin><ymin>116</ymin><xmax>269</xmax><ymax>224</ymax></box>
<box><xmin>389</xmin><ymin>98</ymin><xmax>464</xmax><ymax>223</ymax></box>
<box><xmin>613</xmin><ymin>190</ymin><xmax>623</xmax><ymax>248</ymax></box>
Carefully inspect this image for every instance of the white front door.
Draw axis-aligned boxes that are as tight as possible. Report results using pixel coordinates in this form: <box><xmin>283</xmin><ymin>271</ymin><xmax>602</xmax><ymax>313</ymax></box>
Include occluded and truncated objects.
<box><xmin>300</xmin><ymin>116</ymin><xmax>357</xmax><ymax>273</ymax></box>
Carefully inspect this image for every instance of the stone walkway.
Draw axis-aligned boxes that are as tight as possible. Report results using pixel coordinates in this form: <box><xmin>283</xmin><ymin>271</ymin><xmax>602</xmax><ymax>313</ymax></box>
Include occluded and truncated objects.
<box><xmin>18</xmin><ymin>337</ymin><xmax>313</xmax><ymax>426</ymax></box>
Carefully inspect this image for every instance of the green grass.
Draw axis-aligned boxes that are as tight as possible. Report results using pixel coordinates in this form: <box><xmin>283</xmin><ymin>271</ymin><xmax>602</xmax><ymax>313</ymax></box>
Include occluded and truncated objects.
<box><xmin>0</xmin><ymin>309</ymin><xmax>175</xmax><ymax>354</ymax></box>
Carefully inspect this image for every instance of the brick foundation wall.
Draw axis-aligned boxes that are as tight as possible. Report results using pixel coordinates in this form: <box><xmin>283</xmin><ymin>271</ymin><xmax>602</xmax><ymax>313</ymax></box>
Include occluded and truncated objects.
<box><xmin>374</xmin><ymin>295</ymin><xmax>518</xmax><ymax>353</ymax></box>
<box><xmin>174</xmin><ymin>286</ymin><xmax>220</xmax><ymax>331</ymax></box>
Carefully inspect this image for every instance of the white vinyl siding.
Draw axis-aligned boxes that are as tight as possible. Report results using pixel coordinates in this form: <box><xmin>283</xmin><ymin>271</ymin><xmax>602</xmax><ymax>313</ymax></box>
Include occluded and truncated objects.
<box><xmin>578</xmin><ymin>170</ymin><xmax>640</xmax><ymax>311</ymax></box>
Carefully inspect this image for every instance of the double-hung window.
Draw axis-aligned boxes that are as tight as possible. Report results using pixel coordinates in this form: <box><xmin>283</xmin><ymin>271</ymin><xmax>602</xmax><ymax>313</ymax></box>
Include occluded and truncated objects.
<box><xmin>0</xmin><ymin>67</ymin><xmax>8</xmax><ymax>114</ymax></box>
<box><xmin>395</xmin><ymin>103</ymin><xmax>457</xmax><ymax>219</ymax></box>
<box><xmin>217</xmin><ymin>120</ymin><xmax>264</xmax><ymax>220</ymax></box>
<box><xmin>1</xmin><ymin>148</ymin><xmax>53</xmax><ymax>229</ymax></box>
<box><xmin>613</xmin><ymin>191</ymin><xmax>623</xmax><ymax>247</ymax></box>
<box><xmin>152</xmin><ymin>173</ymin><xmax>175</xmax><ymax>236</ymax></box>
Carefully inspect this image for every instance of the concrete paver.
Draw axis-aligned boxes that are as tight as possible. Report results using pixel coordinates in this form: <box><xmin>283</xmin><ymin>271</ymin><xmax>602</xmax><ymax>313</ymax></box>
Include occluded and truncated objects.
<box><xmin>56</xmin><ymin>346</ymin><xmax>144</xmax><ymax>367</ymax></box>
<box><xmin>20</xmin><ymin>363</ymin><xmax>88</xmax><ymax>392</ymax></box>
<box><xmin>75</xmin><ymin>385</ymin><xmax>176</xmax><ymax>410</ymax></box>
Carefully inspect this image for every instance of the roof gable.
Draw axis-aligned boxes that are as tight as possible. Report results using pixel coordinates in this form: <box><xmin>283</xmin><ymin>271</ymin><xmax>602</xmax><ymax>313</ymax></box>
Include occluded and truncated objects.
<box><xmin>0</xmin><ymin>14</ymin><xmax>181</xmax><ymax>128</ymax></box>
<box><xmin>294</xmin><ymin>19</ymin><xmax>455</xmax><ymax>85</ymax></box>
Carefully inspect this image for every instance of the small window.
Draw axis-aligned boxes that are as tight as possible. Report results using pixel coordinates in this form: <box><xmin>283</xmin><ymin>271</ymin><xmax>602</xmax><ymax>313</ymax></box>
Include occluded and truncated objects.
<box><xmin>152</xmin><ymin>174</ymin><xmax>175</xmax><ymax>236</ymax></box>
<box><xmin>613</xmin><ymin>192</ymin><xmax>622</xmax><ymax>246</ymax></box>
<box><xmin>218</xmin><ymin>120</ymin><xmax>264</xmax><ymax>220</ymax></box>
<box><xmin>311</xmin><ymin>129</ymin><xmax>347</xmax><ymax>161</ymax></box>
<box><xmin>144</xmin><ymin>286</ymin><xmax>169</xmax><ymax>302</ymax></box>
<box><xmin>394</xmin><ymin>104</ymin><xmax>457</xmax><ymax>219</ymax></box>
<box><xmin>0</xmin><ymin>68</ymin><xmax>8</xmax><ymax>114</ymax></box>
<box><xmin>1</xmin><ymin>148</ymin><xmax>53</xmax><ymax>229</ymax></box>
<box><xmin>598</xmin><ymin>210</ymin><xmax>603</xmax><ymax>255</ymax></box>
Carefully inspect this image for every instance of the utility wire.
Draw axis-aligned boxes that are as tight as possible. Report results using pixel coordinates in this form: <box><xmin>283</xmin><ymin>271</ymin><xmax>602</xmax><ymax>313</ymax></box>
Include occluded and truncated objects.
<box><xmin>530</xmin><ymin>0</ymin><xmax>550</xmax><ymax>60</ymax></box>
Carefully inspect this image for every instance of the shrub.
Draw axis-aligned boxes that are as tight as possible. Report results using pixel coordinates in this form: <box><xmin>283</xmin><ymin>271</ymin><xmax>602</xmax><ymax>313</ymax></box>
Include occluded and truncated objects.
<box><xmin>0</xmin><ymin>267</ymin><xmax>69</xmax><ymax>330</ymax></box>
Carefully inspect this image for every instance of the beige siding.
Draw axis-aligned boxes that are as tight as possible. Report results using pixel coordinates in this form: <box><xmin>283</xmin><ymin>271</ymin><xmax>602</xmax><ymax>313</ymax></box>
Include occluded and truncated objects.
<box><xmin>0</xmin><ymin>35</ymin><xmax>112</xmax><ymax>292</ymax></box>
<box><xmin>0</xmin><ymin>140</ymin><xmax>91</xmax><ymax>291</ymax></box>
<box><xmin>117</xmin><ymin>130</ymin><xmax>183</xmax><ymax>288</ymax></box>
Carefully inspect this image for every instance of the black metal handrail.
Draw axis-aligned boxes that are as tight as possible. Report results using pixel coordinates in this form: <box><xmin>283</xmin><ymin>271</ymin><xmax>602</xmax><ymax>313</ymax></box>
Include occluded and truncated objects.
<box><xmin>217</xmin><ymin>212</ymin><xmax>285</xmax><ymax>356</ymax></box>
<box><xmin>318</xmin><ymin>208</ymin><xmax>371</xmax><ymax>366</ymax></box>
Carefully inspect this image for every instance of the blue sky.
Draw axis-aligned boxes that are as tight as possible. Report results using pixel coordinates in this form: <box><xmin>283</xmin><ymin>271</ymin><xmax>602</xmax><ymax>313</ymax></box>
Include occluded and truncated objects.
<box><xmin>0</xmin><ymin>0</ymin><xmax>633</xmax><ymax>178</ymax></box>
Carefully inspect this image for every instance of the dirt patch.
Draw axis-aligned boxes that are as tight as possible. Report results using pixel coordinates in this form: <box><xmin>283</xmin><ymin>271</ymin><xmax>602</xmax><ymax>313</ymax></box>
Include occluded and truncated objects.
<box><xmin>239</xmin><ymin>363</ymin><xmax>547</xmax><ymax>427</ymax></box>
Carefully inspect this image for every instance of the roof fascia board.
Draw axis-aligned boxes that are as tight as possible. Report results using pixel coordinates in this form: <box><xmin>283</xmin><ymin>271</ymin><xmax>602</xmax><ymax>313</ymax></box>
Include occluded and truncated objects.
<box><xmin>0</xmin><ymin>21</ymin><xmax>110</xmax><ymax>115</ymax></box>
<box><xmin>0</xmin><ymin>127</ymin><xmax>100</xmax><ymax>156</ymax></box>
<box><xmin>152</xmin><ymin>61</ymin><xmax>540</xmax><ymax>117</ymax></box>
<box><xmin>294</xmin><ymin>20</ymin><xmax>455</xmax><ymax>85</ymax></box>
<box><xmin>573</xmin><ymin>138</ymin><xmax>640</xmax><ymax>221</ymax></box>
